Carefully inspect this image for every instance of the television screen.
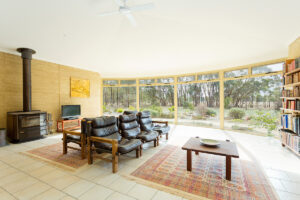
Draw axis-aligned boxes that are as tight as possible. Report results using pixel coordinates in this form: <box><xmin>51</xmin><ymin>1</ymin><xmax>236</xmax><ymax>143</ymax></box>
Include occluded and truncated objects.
<box><xmin>61</xmin><ymin>105</ymin><xmax>81</xmax><ymax>119</ymax></box>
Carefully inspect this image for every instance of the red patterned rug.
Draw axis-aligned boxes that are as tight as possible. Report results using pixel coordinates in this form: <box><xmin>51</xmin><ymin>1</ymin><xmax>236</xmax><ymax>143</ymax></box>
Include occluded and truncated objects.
<box><xmin>22</xmin><ymin>143</ymin><xmax>88</xmax><ymax>170</ymax></box>
<box><xmin>130</xmin><ymin>145</ymin><xmax>278</xmax><ymax>200</ymax></box>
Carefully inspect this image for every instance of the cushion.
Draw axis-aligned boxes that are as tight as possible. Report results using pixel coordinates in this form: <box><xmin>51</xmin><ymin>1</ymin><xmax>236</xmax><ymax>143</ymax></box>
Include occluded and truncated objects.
<box><xmin>66</xmin><ymin>134</ymin><xmax>81</xmax><ymax>142</ymax></box>
<box><xmin>92</xmin><ymin>124</ymin><xmax>119</xmax><ymax>138</ymax></box>
<box><xmin>123</xmin><ymin>110</ymin><xmax>138</xmax><ymax>115</ymax></box>
<box><xmin>118</xmin><ymin>139</ymin><xmax>142</xmax><ymax>154</ymax></box>
<box><xmin>94</xmin><ymin>132</ymin><xmax>122</xmax><ymax>150</ymax></box>
<box><xmin>92</xmin><ymin>116</ymin><xmax>116</xmax><ymax>128</ymax></box>
<box><xmin>121</xmin><ymin>121</ymin><xmax>139</xmax><ymax>130</ymax></box>
<box><xmin>137</xmin><ymin>131</ymin><xmax>158</xmax><ymax>142</ymax></box>
<box><xmin>123</xmin><ymin>127</ymin><xmax>141</xmax><ymax>139</ymax></box>
<box><xmin>138</xmin><ymin>111</ymin><xmax>151</xmax><ymax>118</ymax></box>
<box><xmin>119</xmin><ymin>114</ymin><xmax>136</xmax><ymax>123</ymax></box>
<box><xmin>153</xmin><ymin>125</ymin><xmax>170</xmax><ymax>135</ymax></box>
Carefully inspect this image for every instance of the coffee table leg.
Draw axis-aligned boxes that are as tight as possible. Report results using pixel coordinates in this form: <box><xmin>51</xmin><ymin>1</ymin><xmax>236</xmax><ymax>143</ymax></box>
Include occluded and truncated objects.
<box><xmin>187</xmin><ymin>150</ymin><xmax>192</xmax><ymax>171</ymax></box>
<box><xmin>226</xmin><ymin>156</ymin><xmax>231</xmax><ymax>181</ymax></box>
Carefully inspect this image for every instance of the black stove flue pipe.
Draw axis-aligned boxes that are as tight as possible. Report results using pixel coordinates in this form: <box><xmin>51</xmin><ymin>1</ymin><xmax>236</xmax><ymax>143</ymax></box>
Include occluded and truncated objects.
<box><xmin>17</xmin><ymin>48</ymin><xmax>36</xmax><ymax>112</ymax></box>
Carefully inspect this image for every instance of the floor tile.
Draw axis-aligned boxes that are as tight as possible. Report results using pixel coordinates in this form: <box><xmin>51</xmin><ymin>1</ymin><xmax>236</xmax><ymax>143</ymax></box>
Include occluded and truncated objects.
<box><xmin>60</xmin><ymin>196</ymin><xmax>77</xmax><ymax>200</ymax></box>
<box><xmin>106</xmin><ymin>192</ymin><xmax>136</xmax><ymax>200</ymax></box>
<box><xmin>152</xmin><ymin>191</ymin><xmax>182</xmax><ymax>200</ymax></box>
<box><xmin>3</xmin><ymin>174</ymin><xmax>38</xmax><ymax>193</ymax></box>
<box><xmin>127</xmin><ymin>184</ymin><xmax>157</xmax><ymax>200</ymax></box>
<box><xmin>14</xmin><ymin>182</ymin><xmax>50</xmax><ymax>200</ymax></box>
<box><xmin>29</xmin><ymin>165</ymin><xmax>56</xmax><ymax>178</ymax></box>
<box><xmin>277</xmin><ymin>190</ymin><xmax>300</xmax><ymax>200</ymax></box>
<box><xmin>39</xmin><ymin>169</ymin><xmax>66</xmax><ymax>182</ymax></box>
<box><xmin>76</xmin><ymin>165</ymin><xmax>107</xmax><ymax>179</ymax></box>
<box><xmin>92</xmin><ymin>172</ymin><xmax>120</xmax><ymax>186</ymax></box>
<box><xmin>268</xmin><ymin>178</ymin><xmax>286</xmax><ymax>191</ymax></box>
<box><xmin>0</xmin><ymin>166</ymin><xmax>19</xmax><ymax>178</ymax></box>
<box><xmin>266</xmin><ymin>169</ymin><xmax>290</xmax><ymax>180</ymax></box>
<box><xmin>47</xmin><ymin>174</ymin><xmax>80</xmax><ymax>190</ymax></box>
<box><xmin>63</xmin><ymin>180</ymin><xmax>95</xmax><ymax>198</ymax></box>
<box><xmin>108</xmin><ymin>177</ymin><xmax>136</xmax><ymax>194</ymax></box>
<box><xmin>78</xmin><ymin>185</ymin><xmax>113</xmax><ymax>200</ymax></box>
<box><xmin>0</xmin><ymin>188</ymin><xmax>16</xmax><ymax>200</ymax></box>
<box><xmin>281</xmin><ymin>180</ymin><xmax>300</xmax><ymax>195</ymax></box>
<box><xmin>32</xmin><ymin>188</ymin><xmax>66</xmax><ymax>200</ymax></box>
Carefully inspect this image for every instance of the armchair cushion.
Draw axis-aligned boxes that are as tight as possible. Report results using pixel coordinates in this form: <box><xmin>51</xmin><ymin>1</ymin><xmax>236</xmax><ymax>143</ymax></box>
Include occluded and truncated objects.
<box><xmin>123</xmin><ymin>127</ymin><xmax>141</xmax><ymax>139</ymax></box>
<box><xmin>137</xmin><ymin>131</ymin><xmax>158</xmax><ymax>142</ymax></box>
<box><xmin>123</xmin><ymin>110</ymin><xmax>138</xmax><ymax>115</ymax></box>
<box><xmin>66</xmin><ymin>134</ymin><xmax>81</xmax><ymax>142</ymax></box>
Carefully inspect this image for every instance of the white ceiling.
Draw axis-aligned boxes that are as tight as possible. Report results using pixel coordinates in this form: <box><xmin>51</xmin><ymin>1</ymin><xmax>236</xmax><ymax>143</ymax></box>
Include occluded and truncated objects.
<box><xmin>0</xmin><ymin>0</ymin><xmax>300</xmax><ymax>78</ymax></box>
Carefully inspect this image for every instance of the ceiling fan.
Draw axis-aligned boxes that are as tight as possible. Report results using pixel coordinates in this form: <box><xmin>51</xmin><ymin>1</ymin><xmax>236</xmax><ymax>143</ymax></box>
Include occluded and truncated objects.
<box><xmin>98</xmin><ymin>0</ymin><xmax>155</xmax><ymax>26</ymax></box>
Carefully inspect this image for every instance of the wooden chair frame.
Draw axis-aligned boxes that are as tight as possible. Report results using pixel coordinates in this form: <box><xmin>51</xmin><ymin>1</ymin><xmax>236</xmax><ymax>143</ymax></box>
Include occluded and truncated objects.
<box><xmin>152</xmin><ymin>120</ymin><xmax>169</xmax><ymax>140</ymax></box>
<box><xmin>62</xmin><ymin>119</ymin><xmax>86</xmax><ymax>159</ymax></box>
<box><xmin>87</xmin><ymin>133</ymin><xmax>142</xmax><ymax>173</ymax></box>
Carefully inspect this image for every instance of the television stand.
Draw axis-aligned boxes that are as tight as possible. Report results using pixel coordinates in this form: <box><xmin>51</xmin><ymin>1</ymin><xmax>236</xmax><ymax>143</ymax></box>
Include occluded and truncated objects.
<box><xmin>57</xmin><ymin>118</ymin><xmax>81</xmax><ymax>132</ymax></box>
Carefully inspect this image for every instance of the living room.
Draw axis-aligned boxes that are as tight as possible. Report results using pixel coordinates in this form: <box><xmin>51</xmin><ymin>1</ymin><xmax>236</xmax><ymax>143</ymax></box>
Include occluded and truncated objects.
<box><xmin>0</xmin><ymin>0</ymin><xmax>300</xmax><ymax>200</ymax></box>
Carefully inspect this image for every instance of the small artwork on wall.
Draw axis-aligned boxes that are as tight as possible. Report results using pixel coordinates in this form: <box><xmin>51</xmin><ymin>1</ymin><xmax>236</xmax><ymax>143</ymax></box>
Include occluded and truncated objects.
<box><xmin>70</xmin><ymin>77</ymin><xmax>90</xmax><ymax>98</ymax></box>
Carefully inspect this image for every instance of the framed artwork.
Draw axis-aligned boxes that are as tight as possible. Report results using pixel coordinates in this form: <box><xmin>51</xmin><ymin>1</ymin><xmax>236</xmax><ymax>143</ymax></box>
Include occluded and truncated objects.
<box><xmin>70</xmin><ymin>77</ymin><xmax>90</xmax><ymax>98</ymax></box>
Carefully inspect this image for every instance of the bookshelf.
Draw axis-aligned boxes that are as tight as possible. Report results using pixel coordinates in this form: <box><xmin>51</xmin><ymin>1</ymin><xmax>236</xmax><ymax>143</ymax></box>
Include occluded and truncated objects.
<box><xmin>281</xmin><ymin>58</ymin><xmax>300</xmax><ymax>156</ymax></box>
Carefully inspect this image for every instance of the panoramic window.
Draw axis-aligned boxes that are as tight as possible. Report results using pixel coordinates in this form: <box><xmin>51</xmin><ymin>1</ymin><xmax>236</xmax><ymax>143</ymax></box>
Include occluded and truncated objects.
<box><xmin>252</xmin><ymin>62</ymin><xmax>284</xmax><ymax>75</ymax></box>
<box><xmin>103</xmin><ymin>80</ymin><xmax>118</xmax><ymax>85</ymax></box>
<box><xmin>120</xmin><ymin>80</ymin><xmax>136</xmax><ymax>85</ymax></box>
<box><xmin>224</xmin><ymin>68</ymin><xmax>248</xmax><ymax>78</ymax></box>
<box><xmin>177</xmin><ymin>82</ymin><xmax>220</xmax><ymax>128</ymax></box>
<box><xmin>197</xmin><ymin>73</ymin><xmax>219</xmax><ymax>81</ymax></box>
<box><xmin>139</xmin><ymin>79</ymin><xmax>155</xmax><ymax>85</ymax></box>
<box><xmin>178</xmin><ymin>75</ymin><xmax>195</xmax><ymax>82</ymax></box>
<box><xmin>157</xmin><ymin>77</ymin><xmax>174</xmax><ymax>84</ymax></box>
<box><xmin>224</xmin><ymin>75</ymin><xmax>282</xmax><ymax>136</ymax></box>
<box><xmin>103</xmin><ymin>87</ymin><xmax>136</xmax><ymax>116</ymax></box>
<box><xmin>139</xmin><ymin>85</ymin><xmax>174</xmax><ymax>122</ymax></box>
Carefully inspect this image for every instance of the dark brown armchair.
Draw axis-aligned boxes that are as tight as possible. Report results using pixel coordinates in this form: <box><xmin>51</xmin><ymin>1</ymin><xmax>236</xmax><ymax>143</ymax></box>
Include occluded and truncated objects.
<box><xmin>137</xmin><ymin>111</ymin><xmax>170</xmax><ymax>140</ymax></box>
<box><xmin>86</xmin><ymin>116</ymin><xmax>142</xmax><ymax>173</ymax></box>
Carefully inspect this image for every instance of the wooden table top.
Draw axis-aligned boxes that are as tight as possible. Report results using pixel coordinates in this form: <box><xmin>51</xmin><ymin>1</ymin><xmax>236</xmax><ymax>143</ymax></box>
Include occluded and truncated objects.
<box><xmin>182</xmin><ymin>137</ymin><xmax>239</xmax><ymax>158</ymax></box>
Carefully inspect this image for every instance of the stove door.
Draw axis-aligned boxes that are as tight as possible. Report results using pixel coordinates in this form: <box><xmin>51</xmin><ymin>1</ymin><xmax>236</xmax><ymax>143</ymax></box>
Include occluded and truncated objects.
<box><xmin>20</xmin><ymin>115</ymin><xmax>40</xmax><ymax>128</ymax></box>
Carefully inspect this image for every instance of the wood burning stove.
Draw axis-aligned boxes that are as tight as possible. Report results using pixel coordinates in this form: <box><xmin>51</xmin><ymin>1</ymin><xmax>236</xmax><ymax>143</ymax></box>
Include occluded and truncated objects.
<box><xmin>7</xmin><ymin>48</ymin><xmax>48</xmax><ymax>142</ymax></box>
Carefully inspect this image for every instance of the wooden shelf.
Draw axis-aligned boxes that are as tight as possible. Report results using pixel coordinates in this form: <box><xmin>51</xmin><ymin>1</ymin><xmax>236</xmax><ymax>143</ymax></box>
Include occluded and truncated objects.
<box><xmin>280</xmin><ymin>97</ymin><xmax>300</xmax><ymax>100</ymax></box>
<box><xmin>280</xmin><ymin>108</ymin><xmax>300</xmax><ymax>114</ymax></box>
<box><xmin>282</xmin><ymin>142</ymin><xmax>300</xmax><ymax>156</ymax></box>
<box><xmin>285</xmin><ymin>67</ymin><xmax>300</xmax><ymax>76</ymax></box>
<box><xmin>283</xmin><ymin>82</ymin><xmax>300</xmax><ymax>88</ymax></box>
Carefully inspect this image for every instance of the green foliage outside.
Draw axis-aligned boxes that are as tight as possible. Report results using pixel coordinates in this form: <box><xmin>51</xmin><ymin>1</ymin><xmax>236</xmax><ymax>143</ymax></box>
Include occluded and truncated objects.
<box><xmin>251</xmin><ymin>111</ymin><xmax>278</xmax><ymax>136</ymax></box>
<box><xmin>128</xmin><ymin>105</ymin><xmax>135</xmax><ymax>111</ymax></box>
<box><xmin>183</xmin><ymin>102</ymin><xmax>194</xmax><ymax>110</ymax></box>
<box><xmin>168</xmin><ymin>106</ymin><xmax>175</xmax><ymax>112</ymax></box>
<box><xmin>116</xmin><ymin>108</ymin><xmax>124</xmax><ymax>113</ymax></box>
<box><xmin>229</xmin><ymin>108</ymin><xmax>245</xmax><ymax>119</ymax></box>
<box><xmin>206</xmin><ymin>109</ymin><xmax>216</xmax><ymax>117</ymax></box>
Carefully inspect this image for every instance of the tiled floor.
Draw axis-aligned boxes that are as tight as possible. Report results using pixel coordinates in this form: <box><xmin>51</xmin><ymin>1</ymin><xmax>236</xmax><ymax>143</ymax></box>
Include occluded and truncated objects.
<box><xmin>0</xmin><ymin>125</ymin><xmax>299</xmax><ymax>200</ymax></box>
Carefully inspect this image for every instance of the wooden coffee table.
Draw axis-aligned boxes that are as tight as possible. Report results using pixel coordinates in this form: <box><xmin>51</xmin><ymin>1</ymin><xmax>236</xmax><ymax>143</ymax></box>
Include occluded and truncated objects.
<box><xmin>182</xmin><ymin>137</ymin><xmax>239</xmax><ymax>181</ymax></box>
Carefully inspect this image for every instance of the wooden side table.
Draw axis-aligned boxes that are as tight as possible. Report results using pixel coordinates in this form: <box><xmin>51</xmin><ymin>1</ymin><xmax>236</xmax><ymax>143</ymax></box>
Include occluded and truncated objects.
<box><xmin>57</xmin><ymin>118</ymin><xmax>81</xmax><ymax>132</ymax></box>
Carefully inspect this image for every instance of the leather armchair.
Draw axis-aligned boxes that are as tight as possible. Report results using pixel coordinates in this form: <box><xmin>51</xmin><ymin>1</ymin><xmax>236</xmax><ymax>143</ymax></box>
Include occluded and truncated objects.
<box><xmin>86</xmin><ymin>116</ymin><xmax>142</xmax><ymax>173</ymax></box>
<box><xmin>138</xmin><ymin>111</ymin><xmax>170</xmax><ymax>140</ymax></box>
<box><xmin>119</xmin><ymin>114</ymin><xmax>159</xmax><ymax>147</ymax></box>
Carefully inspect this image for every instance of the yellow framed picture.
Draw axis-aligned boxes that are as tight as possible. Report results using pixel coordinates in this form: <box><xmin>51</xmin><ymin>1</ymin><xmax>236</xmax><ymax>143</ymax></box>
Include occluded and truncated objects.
<box><xmin>70</xmin><ymin>77</ymin><xmax>90</xmax><ymax>98</ymax></box>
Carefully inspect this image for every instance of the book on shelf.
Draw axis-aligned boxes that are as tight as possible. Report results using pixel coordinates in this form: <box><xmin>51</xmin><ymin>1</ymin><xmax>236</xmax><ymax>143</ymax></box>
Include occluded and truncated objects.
<box><xmin>281</xmin><ymin>114</ymin><xmax>300</xmax><ymax>136</ymax></box>
<box><xmin>282</xmin><ymin>99</ymin><xmax>300</xmax><ymax>110</ymax></box>
<box><xmin>280</xmin><ymin>131</ymin><xmax>300</xmax><ymax>154</ymax></box>
<box><xmin>282</xmin><ymin>87</ymin><xmax>300</xmax><ymax>97</ymax></box>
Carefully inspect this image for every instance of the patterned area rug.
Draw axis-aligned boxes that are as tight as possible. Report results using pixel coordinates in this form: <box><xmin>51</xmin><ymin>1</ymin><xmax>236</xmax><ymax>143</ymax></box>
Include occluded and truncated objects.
<box><xmin>22</xmin><ymin>143</ymin><xmax>88</xmax><ymax>171</ymax></box>
<box><xmin>130</xmin><ymin>145</ymin><xmax>278</xmax><ymax>200</ymax></box>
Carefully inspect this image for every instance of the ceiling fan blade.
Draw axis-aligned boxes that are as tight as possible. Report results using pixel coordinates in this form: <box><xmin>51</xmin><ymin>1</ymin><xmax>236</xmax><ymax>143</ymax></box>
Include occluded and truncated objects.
<box><xmin>130</xmin><ymin>3</ymin><xmax>155</xmax><ymax>12</ymax></box>
<box><xmin>98</xmin><ymin>10</ymin><xmax>119</xmax><ymax>17</ymax></box>
<box><xmin>125</xmin><ymin>13</ymin><xmax>137</xmax><ymax>26</ymax></box>
<box><xmin>114</xmin><ymin>0</ymin><xmax>123</xmax><ymax>6</ymax></box>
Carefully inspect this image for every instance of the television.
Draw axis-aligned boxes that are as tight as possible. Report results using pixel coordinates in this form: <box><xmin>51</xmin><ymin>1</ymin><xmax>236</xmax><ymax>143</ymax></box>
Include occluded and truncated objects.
<box><xmin>61</xmin><ymin>105</ymin><xmax>81</xmax><ymax>119</ymax></box>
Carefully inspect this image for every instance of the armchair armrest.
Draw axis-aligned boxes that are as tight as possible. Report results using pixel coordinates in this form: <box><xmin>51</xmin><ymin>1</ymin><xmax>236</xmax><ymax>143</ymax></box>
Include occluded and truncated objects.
<box><xmin>152</xmin><ymin>121</ymin><xmax>168</xmax><ymax>126</ymax></box>
<box><xmin>63</xmin><ymin>129</ymin><xmax>81</xmax><ymax>136</ymax></box>
<box><xmin>89</xmin><ymin>136</ymin><xmax>118</xmax><ymax>145</ymax></box>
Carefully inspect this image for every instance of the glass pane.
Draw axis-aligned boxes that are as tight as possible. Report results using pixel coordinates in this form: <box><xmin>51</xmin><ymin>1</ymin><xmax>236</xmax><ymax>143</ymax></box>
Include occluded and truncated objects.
<box><xmin>103</xmin><ymin>80</ymin><xmax>118</xmax><ymax>85</ymax></box>
<box><xmin>140</xmin><ymin>85</ymin><xmax>174</xmax><ymax>123</ymax></box>
<box><xmin>178</xmin><ymin>75</ymin><xmax>195</xmax><ymax>82</ymax></box>
<box><xmin>120</xmin><ymin>80</ymin><xmax>136</xmax><ymax>85</ymax></box>
<box><xmin>139</xmin><ymin>79</ymin><xmax>155</xmax><ymax>84</ymax></box>
<box><xmin>177</xmin><ymin>82</ymin><xmax>220</xmax><ymax>128</ymax></box>
<box><xmin>224</xmin><ymin>69</ymin><xmax>248</xmax><ymax>78</ymax></box>
<box><xmin>224</xmin><ymin>75</ymin><xmax>282</xmax><ymax>136</ymax></box>
<box><xmin>103</xmin><ymin>87</ymin><xmax>136</xmax><ymax>116</ymax></box>
<box><xmin>252</xmin><ymin>62</ymin><xmax>284</xmax><ymax>75</ymax></box>
<box><xmin>157</xmin><ymin>77</ymin><xmax>174</xmax><ymax>84</ymax></box>
<box><xmin>197</xmin><ymin>73</ymin><xmax>219</xmax><ymax>80</ymax></box>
